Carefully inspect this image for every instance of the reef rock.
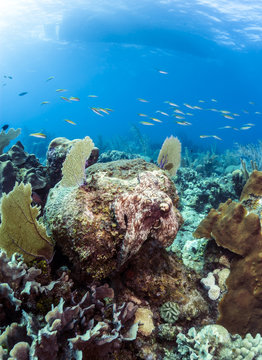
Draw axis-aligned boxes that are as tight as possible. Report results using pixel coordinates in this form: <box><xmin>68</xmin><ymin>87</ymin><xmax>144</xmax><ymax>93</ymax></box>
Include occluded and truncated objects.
<box><xmin>0</xmin><ymin>141</ymin><xmax>47</xmax><ymax>197</ymax></box>
<box><xmin>44</xmin><ymin>159</ymin><xmax>182</xmax><ymax>280</ymax></box>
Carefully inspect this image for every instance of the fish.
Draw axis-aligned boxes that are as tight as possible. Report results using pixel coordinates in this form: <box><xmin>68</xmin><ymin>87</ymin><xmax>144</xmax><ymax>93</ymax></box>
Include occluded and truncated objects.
<box><xmin>98</xmin><ymin>108</ymin><xmax>110</xmax><ymax>115</ymax></box>
<box><xmin>255</xmin><ymin>111</ymin><xmax>262</xmax><ymax>115</ymax></box>
<box><xmin>158</xmin><ymin>70</ymin><xmax>168</xmax><ymax>74</ymax></box>
<box><xmin>209</xmin><ymin>108</ymin><xmax>219</xmax><ymax>112</ymax></box>
<box><xmin>104</xmin><ymin>108</ymin><xmax>113</xmax><ymax>112</ymax></box>
<box><xmin>175</xmin><ymin>115</ymin><xmax>185</xmax><ymax>119</ymax></box>
<box><xmin>199</xmin><ymin>100</ymin><xmax>205</xmax><ymax>103</ymax></box>
<box><xmin>88</xmin><ymin>95</ymin><xmax>98</xmax><ymax>97</ymax></box>
<box><xmin>140</xmin><ymin>121</ymin><xmax>154</xmax><ymax>125</ymax></box>
<box><xmin>1</xmin><ymin>124</ymin><xmax>9</xmax><ymax>131</ymax></box>
<box><xmin>219</xmin><ymin>126</ymin><xmax>232</xmax><ymax>129</ymax></box>
<box><xmin>18</xmin><ymin>92</ymin><xmax>28</xmax><ymax>96</ymax></box>
<box><xmin>46</xmin><ymin>76</ymin><xmax>54</xmax><ymax>82</ymax></box>
<box><xmin>223</xmin><ymin>115</ymin><xmax>234</xmax><ymax>119</ymax></box>
<box><xmin>165</xmin><ymin>101</ymin><xmax>179</xmax><ymax>107</ymax></box>
<box><xmin>69</xmin><ymin>96</ymin><xmax>80</xmax><ymax>102</ymax></box>
<box><xmin>8</xmin><ymin>76</ymin><xmax>12</xmax><ymax>79</ymax></box>
<box><xmin>60</xmin><ymin>96</ymin><xmax>71</xmax><ymax>102</ymax></box>
<box><xmin>90</xmin><ymin>107</ymin><xmax>104</xmax><ymax>116</ymax></box>
<box><xmin>249</xmin><ymin>101</ymin><xmax>255</xmax><ymax>105</ymax></box>
<box><xmin>176</xmin><ymin>121</ymin><xmax>192</xmax><ymax>126</ymax></box>
<box><xmin>186</xmin><ymin>113</ymin><xmax>194</xmax><ymax>116</ymax></box>
<box><xmin>240</xmin><ymin>126</ymin><xmax>251</xmax><ymax>130</ymax></box>
<box><xmin>183</xmin><ymin>103</ymin><xmax>195</xmax><ymax>109</ymax></box>
<box><xmin>211</xmin><ymin>99</ymin><xmax>217</xmax><ymax>102</ymax></box>
<box><xmin>2</xmin><ymin>83</ymin><xmax>6</xmax><ymax>87</ymax></box>
<box><xmin>137</xmin><ymin>98</ymin><xmax>149</xmax><ymax>103</ymax></box>
<box><xmin>174</xmin><ymin>109</ymin><xmax>185</xmax><ymax>114</ymax></box>
<box><xmin>193</xmin><ymin>106</ymin><xmax>203</xmax><ymax>110</ymax></box>
<box><xmin>29</xmin><ymin>132</ymin><xmax>46</xmax><ymax>139</ymax></box>
<box><xmin>221</xmin><ymin>110</ymin><xmax>231</xmax><ymax>114</ymax></box>
<box><xmin>200</xmin><ymin>135</ymin><xmax>222</xmax><ymax>140</ymax></box>
<box><xmin>156</xmin><ymin>110</ymin><xmax>169</xmax><ymax>116</ymax></box>
<box><xmin>232</xmin><ymin>113</ymin><xmax>240</xmax><ymax>116</ymax></box>
<box><xmin>64</xmin><ymin>119</ymin><xmax>76</xmax><ymax>125</ymax></box>
<box><xmin>56</xmin><ymin>89</ymin><xmax>67</xmax><ymax>92</ymax></box>
<box><xmin>150</xmin><ymin>117</ymin><xmax>162</xmax><ymax>123</ymax></box>
<box><xmin>41</xmin><ymin>101</ymin><xmax>50</xmax><ymax>105</ymax></box>
<box><xmin>244</xmin><ymin>123</ymin><xmax>255</xmax><ymax>126</ymax></box>
<box><xmin>138</xmin><ymin>113</ymin><xmax>148</xmax><ymax>117</ymax></box>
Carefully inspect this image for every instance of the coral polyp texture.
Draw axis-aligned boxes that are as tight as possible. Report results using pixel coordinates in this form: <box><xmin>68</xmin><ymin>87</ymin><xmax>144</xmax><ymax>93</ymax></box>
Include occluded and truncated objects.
<box><xmin>44</xmin><ymin>159</ymin><xmax>182</xmax><ymax>280</ymax></box>
<box><xmin>194</xmin><ymin>170</ymin><xmax>262</xmax><ymax>336</ymax></box>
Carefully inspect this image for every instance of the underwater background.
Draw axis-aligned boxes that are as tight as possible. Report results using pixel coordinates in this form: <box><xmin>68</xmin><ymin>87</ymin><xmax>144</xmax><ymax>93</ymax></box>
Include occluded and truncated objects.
<box><xmin>2</xmin><ymin>1</ymin><xmax>262</xmax><ymax>359</ymax></box>
<box><xmin>1</xmin><ymin>0</ymin><xmax>262</xmax><ymax>156</ymax></box>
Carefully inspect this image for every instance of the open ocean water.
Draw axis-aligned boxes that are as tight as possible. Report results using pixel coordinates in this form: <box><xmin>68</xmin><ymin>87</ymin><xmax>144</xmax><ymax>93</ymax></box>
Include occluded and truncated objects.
<box><xmin>1</xmin><ymin>0</ymin><xmax>262</xmax><ymax>156</ymax></box>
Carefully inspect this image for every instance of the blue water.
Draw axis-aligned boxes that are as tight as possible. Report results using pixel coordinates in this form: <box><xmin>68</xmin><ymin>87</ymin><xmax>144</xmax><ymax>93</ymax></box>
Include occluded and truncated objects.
<box><xmin>1</xmin><ymin>0</ymin><xmax>262</xmax><ymax>154</ymax></box>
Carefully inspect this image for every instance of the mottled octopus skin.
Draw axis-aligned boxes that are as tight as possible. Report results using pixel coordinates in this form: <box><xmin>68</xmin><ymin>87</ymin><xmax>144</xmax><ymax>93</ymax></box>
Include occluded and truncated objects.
<box><xmin>44</xmin><ymin>159</ymin><xmax>182</xmax><ymax>280</ymax></box>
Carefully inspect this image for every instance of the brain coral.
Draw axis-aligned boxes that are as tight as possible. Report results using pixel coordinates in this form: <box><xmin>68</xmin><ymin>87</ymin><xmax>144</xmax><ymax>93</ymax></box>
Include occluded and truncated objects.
<box><xmin>44</xmin><ymin>159</ymin><xmax>182</xmax><ymax>280</ymax></box>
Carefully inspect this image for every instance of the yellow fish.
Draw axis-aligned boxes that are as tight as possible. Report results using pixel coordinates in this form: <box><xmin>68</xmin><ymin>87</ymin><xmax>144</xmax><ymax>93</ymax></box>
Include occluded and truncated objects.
<box><xmin>137</xmin><ymin>98</ymin><xmax>149</xmax><ymax>103</ymax></box>
<box><xmin>150</xmin><ymin>117</ymin><xmax>162</xmax><ymax>123</ymax></box>
<box><xmin>176</xmin><ymin>121</ymin><xmax>192</xmax><ymax>126</ymax></box>
<box><xmin>213</xmin><ymin>135</ymin><xmax>222</xmax><ymax>140</ymax></box>
<box><xmin>140</xmin><ymin>121</ymin><xmax>154</xmax><ymax>125</ymax></box>
<box><xmin>69</xmin><ymin>97</ymin><xmax>80</xmax><ymax>101</ymax></box>
<box><xmin>156</xmin><ymin>110</ymin><xmax>169</xmax><ymax>116</ymax></box>
<box><xmin>41</xmin><ymin>101</ymin><xmax>50</xmax><ymax>105</ymax></box>
<box><xmin>90</xmin><ymin>107</ymin><xmax>103</xmax><ymax>116</ymax></box>
<box><xmin>184</xmin><ymin>103</ymin><xmax>195</xmax><ymax>109</ymax></box>
<box><xmin>64</xmin><ymin>119</ymin><xmax>76</xmax><ymax>125</ymax></box>
<box><xmin>56</xmin><ymin>89</ymin><xmax>67</xmax><ymax>92</ymax></box>
<box><xmin>240</xmin><ymin>126</ymin><xmax>251</xmax><ymax>130</ymax></box>
<box><xmin>174</xmin><ymin>109</ymin><xmax>185</xmax><ymax>114</ymax></box>
<box><xmin>221</xmin><ymin>110</ymin><xmax>231</xmax><ymax>114</ymax></box>
<box><xmin>165</xmin><ymin>101</ymin><xmax>179</xmax><ymax>107</ymax></box>
<box><xmin>46</xmin><ymin>76</ymin><xmax>54</xmax><ymax>82</ymax></box>
<box><xmin>60</xmin><ymin>96</ymin><xmax>71</xmax><ymax>102</ymax></box>
<box><xmin>223</xmin><ymin>115</ymin><xmax>234</xmax><ymax>119</ymax></box>
<box><xmin>199</xmin><ymin>100</ymin><xmax>205</xmax><ymax>103</ymax></box>
<box><xmin>30</xmin><ymin>132</ymin><xmax>46</xmax><ymax>139</ymax></box>
<box><xmin>138</xmin><ymin>113</ymin><xmax>148</xmax><ymax>117</ymax></box>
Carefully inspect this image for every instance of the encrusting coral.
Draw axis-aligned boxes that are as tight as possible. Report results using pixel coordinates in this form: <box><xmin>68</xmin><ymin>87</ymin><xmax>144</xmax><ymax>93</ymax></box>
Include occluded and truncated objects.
<box><xmin>44</xmin><ymin>158</ymin><xmax>183</xmax><ymax>279</ymax></box>
<box><xmin>194</xmin><ymin>170</ymin><xmax>262</xmax><ymax>336</ymax></box>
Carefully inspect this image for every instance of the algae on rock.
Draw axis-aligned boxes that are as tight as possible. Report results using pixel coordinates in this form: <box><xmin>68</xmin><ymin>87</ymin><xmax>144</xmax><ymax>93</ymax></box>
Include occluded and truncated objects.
<box><xmin>0</xmin><ymin>182</ymin><xmax>54</xmax><ymax>262</ymax></box>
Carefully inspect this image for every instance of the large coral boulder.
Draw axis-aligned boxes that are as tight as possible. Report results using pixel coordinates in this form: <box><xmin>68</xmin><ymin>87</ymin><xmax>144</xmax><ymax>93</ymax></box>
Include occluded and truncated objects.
<box><xmin>44</xmin><ymin>159</ymin><xmax>182</xmax><ymax>280</ymax></box>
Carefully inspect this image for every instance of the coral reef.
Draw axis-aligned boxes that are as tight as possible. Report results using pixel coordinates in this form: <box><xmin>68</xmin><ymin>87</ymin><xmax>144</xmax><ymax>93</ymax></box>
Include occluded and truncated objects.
<box><xmin>46</xmin><ymin>137</ymin><xmax>99</xmax><ymax>188</ymax></box>
<box><xmin>44</xmin><ymin>159</ymin><xmax>182</xmax><ymax>279</ymax></box>
<box><xmin>0</xmin><ymin>128</ymin><xmax>21</xmax><ymax>154</ymax></box>
<box><xmin>0</xmin><ymin>141</ymin><xmax>47</xmax><ymax>198</ymax></box>
<box><xmin>160</xmin><ymin>302</ymin><xmax>180</xmax><ymax>324</ymax></box>
<box><xmin>0</xmin><ymin>182</ymin><xmax>53</xmax><ymax>263</ymax></box>
<box><xmin>194</xmin><ymin>170</ymin><xmax>262</xmax><ymax>336</ymax></box>
<box><xmin>157</xmin><ymin>135</ymin><xmax>181</xmax><ymax>176</ymax></box>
